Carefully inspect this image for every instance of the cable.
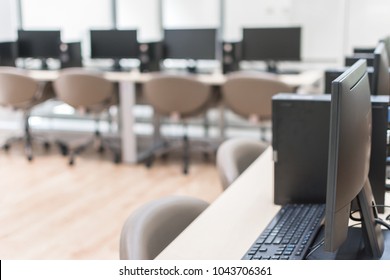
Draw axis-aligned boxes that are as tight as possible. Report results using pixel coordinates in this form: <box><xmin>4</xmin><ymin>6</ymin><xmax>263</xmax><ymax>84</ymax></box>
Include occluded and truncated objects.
<box><xmin>375</xmin><ymin>218</ymin><xmax>390</xmax><ymax>230</ymax></box>
<box><xmin>350</xmin><ymin>209</ymin><xmax>361</xmax><ymax>222</ymax></box>
<box><xmin>349</xmin><ymin>204</ymin><xmax>390</xmax><ymax>222</ymax></box>
<box><xmin>305</xmin><ymin>238</ymin><xmax>325</xmax><ymax>260</ymax></box>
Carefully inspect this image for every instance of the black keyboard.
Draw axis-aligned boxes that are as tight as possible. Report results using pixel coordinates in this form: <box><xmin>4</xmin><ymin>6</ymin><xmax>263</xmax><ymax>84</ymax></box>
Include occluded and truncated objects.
<box><xmin>242</xmin><ymin>204</ymin><xmax>325</xmax><ymax>260</ymax></box>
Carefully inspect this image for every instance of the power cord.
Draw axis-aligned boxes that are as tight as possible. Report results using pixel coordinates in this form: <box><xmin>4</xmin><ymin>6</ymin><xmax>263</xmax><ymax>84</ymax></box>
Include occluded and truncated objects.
<box><xmin>349</xmin><ymin>204</ymin><xmax>390</xmax><ymax>222</ymax></box>
<box><xmin>375</xmin><ymin>218</ymin><xmax>390</xmax><ymax>230</ymax></box>
<box><xmin>304</xmin><ymin>238</ymin><xmax>325</xmax><ymax>260</ymax></box>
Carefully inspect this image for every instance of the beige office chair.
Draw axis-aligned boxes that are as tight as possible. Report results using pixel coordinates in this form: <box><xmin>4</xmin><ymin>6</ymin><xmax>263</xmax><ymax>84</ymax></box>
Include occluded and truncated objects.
<box><xmin>222</xmin><ymin>71</ymin><xmax>296</xmax><ymax>141</ymax></box>
<box><xmin>142</xmin><ymin>73</ymin><xmax>214</xmax><ymax>174</ymax></box>
<box><xmin>53</xmin><ymin>68</ymin><xmax>120</xmax><ymax>165</ymax></box>
<box><xmin>0</xmin><ymin>67</ymin><xmax>53</xmax><ymax>161</ymax></box>
<box><xmin>119</xmin><ymin>195</ymin><xmax>209</xmax><ymax>260</ymax></box>
<box><xmin>216</xmin><ymin>138</ymin><xmax>269</xmax><ymax>190</ymax></box>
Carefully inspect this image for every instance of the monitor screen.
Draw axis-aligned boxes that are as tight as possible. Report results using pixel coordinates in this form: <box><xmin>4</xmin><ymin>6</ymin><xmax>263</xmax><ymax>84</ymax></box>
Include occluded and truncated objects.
<box><xmin>163</xmin><ymin>28</ymin><xmax>217</xmax><ymax>60</ymax></box>
<box><xmin>325</xmin><ymin>59</ymin><xmax>384</xmax><ymax>259</ymax></box>
<box><xmin>90</xmin><ymin>29</ymin><xmax>138</xmax><ymax>59</ymax></box>
<box><xmin>242</xmin><ymin>27</ymin><xmax>301</xmax><ymax>62</ymax></box>
<box><xmin>17</xmin><ymin>30</ymin><xmax>61</xmax><ymax>59</ymax></box>
<box><xmin>372</xmin><ymin>42</ymin><xmax>390</xmax><ymax>96</ymax></box>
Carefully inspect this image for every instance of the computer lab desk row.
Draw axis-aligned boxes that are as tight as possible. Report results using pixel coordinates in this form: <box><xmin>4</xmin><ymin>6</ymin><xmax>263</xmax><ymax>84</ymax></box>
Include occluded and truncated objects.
<box><xmin>27</xmin><ymin>70</ymin><xmax>322</xmax><ymax>164</ymax></box>
<box><xmin>156</xmin><ymin>146</ymin><xmax>390</xmax><ymax>260</ymax></box>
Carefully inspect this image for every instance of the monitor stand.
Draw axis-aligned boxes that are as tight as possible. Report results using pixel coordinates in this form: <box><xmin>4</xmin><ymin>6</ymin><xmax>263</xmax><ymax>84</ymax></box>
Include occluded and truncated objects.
<box><xmin>112</xmin><ymin>59</ymin><xmax>123</xmax><ymax>72</ymax></box>
<box><xmin>40</xmin><ymin>58</ymin><xmax>49</xmax><ymax>70</ymax></box>
<box><xmin>307</xmin><ymin>226</ymin><xmax>390</xmax><ymax>260</ymax></box>
<box><xmin>186</xmin><ymin>59</ymin><xmax>198</xmax><ymax>73</ymax></box>
<box><xmin>266</xmin><ymin>60</ymin><xmax>278</xmax><ymax>73</ymax></box>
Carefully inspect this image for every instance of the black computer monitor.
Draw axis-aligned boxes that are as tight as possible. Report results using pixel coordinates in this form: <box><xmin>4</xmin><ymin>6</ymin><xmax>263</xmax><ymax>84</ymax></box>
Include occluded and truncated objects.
<box><xmin>242</xmin><ymin>27</ymin><xmax>301</xmax><ymax>73</ymax></box>
<box><xmin>344</xmin><ymin>53</ymin><xmax>374</xmax><ymax>67</ymax></box>
<box><xmin>90</xmin><ymin>29</ymin><xmax>138</xmax><ymax>70</ymax></box>
<box><xmin>372</xmin><ymin>42</ymin><xmax>390</xmax><ymax>96</ymax></box>
<box><xmin>0</xmin><ymin>42</ymin><xmax>17</xmax><ymax>66</ymax></box>
<box><xmin>163</xmin><ymin>28</ymin><xmax>217</xmax><ymax>72</ymax></box>
<box><xmin>353</xmin><ymin>47</ymin><xmax>375</xmax><ymax>54</ymax></box>
<box><xmin>17</xmin><ymin>30</ymin><xmax>61</xmax><ymax>59</ymax></box>
<box><xmin>325</xmin><ymin>59</ymin><xmax>384</xmax><ymax>259</ymax></box>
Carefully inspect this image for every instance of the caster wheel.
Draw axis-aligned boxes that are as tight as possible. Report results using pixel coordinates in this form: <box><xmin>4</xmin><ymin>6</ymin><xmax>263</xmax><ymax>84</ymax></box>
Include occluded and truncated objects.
<box><xmin>114</xmin><ymin>154</ymin><xmax>121</xmax><ymax>164</ymax></box>
<box><xmin>59</xmin><ymin>145</ymin><xmax>69</xmax><ymax>156</ymax></box>
<box><xmin>145</xmin><ymin>156</ymin><xmax>154</xmax><ymax>168</ymax></box>
<box><xmin>3</xmin><ymin>144</ymin><xmax>10</xmax><ymax>151</ymax></box>
<box><xmin>27</xmin><ymin>155</ymin><xmax>33</xmax><ymax>162</ymax></box>
<box><xmin>98</xmin><ymin>146</ymin><xmax>105</xmax><ymax>153</ymax></box>
<box><xmin>43</xmin><ymin>142</ymin><xmax>50</xmax><ymax>151</ymax></box>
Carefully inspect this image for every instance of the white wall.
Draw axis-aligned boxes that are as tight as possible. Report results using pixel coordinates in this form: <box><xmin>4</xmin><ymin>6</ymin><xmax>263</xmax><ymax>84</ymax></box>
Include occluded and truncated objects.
<box><xmin>0</xmin><ymin>0</ymin><xmax>18</xmax><ymax>41</ymax></box>
<box><xmin>117</xmin><ymin>0</ymin><xmax>161</xmax><ymax>42</ymax></box>
<box><xmin>347</xmin><ymin>0</ymin><xmax>390</xmax><ymax>53</ymax></box>
<box><xmin>290</xmin><ymin>0</ymin><xmax>346</xmax><ymax>62</ymax></box>
<box><xmin>163</xmin><ymin>0</ymin><xmax>220</xmax><ymax>28</ymax></box>
<box><xmin>22</xmin><ymin>0</ymin><xmax>112</xmax><ymax>42</ymax></box>
<box><xmin>224</xmin><ymin>0</ymin><xmax>293</xmax><ymax>41</ymax></box>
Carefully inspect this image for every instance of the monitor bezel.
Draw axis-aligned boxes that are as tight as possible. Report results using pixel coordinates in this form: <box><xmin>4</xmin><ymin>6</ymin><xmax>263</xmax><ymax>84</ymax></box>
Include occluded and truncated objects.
<box><xmin>17</xmin><ymin>29</ymin><xmax>62</xmax><ymax>59</ymax></box>
<box><xmin>89</xmin><ymin>29</ymin><xmax>139</xmax><ymax>60</ymax></box>
<box><xmin>325</xmin><ymin>59</ymin><xmax>384</xmax><ymax>259</ymax></box>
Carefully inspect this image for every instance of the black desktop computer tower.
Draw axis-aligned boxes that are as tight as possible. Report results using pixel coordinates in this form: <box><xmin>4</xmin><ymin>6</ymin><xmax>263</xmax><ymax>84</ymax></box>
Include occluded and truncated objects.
<box><xmin>222</xmin><ymin>41</ymin><xmax>242</xmax><ymax>74</ymax></box>
<box><xmin>60</xmin><ymin>42</ymin><xmax>82</xmax><ymax>68</ymax></box>
<box><xmin>138</xmin><ymin>41</ymin><xmax>163</xmax><ymax>73</ymax></box>
<box><xmin>272</xmin><ymin>94</ymin><xmax>388</xmax><ymax>212</ymax></box>
<box><xmin>324</xmin><ymin>68</ymin><xmax>374</xmax><ymax>94</ymax></box>
<box><xmin>0</xmin><ymin>42</ymin><xmax>17</xmax><ymax>67</ymax></box>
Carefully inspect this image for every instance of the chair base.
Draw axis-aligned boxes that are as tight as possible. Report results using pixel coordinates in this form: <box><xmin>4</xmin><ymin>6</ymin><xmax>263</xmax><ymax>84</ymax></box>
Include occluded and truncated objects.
<box><xmin>1</xmin><ymin>134</ymin><xmax>50</xmax><ymax>162</ymax></box>
<box><xmin>56</xmin><ymin>133</ymin><xmax>121</xmax><ymax>165</ymax></box>
<box><xmin>143</xmin><ymin>136</ymin><xmax>217</xmax><ymax>175</ymax></box>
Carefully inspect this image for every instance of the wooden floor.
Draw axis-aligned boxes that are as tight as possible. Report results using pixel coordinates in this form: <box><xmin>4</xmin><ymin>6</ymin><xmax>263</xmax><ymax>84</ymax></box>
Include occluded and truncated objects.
<box><xmin>0</xmin><ymin>143</ymin><xmax>222</xmax><ymax>259</ymax></box>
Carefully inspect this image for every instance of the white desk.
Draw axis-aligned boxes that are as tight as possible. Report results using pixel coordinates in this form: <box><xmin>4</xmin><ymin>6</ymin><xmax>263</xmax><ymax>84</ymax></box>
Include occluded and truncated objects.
<box><xmin>27</xmin><ymin>70</ymin><xmax>322</xmax><ymax>164</ymax></box>
<box><xmin>156</xmin><ymin>145</ymin><xmax>390</xmax><ymax>260</ymax></box>
<box><xmin>156</xmin><ymin>146</ymin><xmax>280</xmax><ymax>259</ymax></box>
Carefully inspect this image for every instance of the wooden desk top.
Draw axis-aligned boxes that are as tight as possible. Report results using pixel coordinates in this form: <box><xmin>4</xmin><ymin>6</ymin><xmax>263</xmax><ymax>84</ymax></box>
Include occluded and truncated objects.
<box><xmin>27</xmin><ymin>69</ymin><xmax>322</xmax><ymax>88</ymax></box>
<box><xmin>156</xmin><ymin>147</ymin><xmax>281</xmax><ymax>259</ymax></box>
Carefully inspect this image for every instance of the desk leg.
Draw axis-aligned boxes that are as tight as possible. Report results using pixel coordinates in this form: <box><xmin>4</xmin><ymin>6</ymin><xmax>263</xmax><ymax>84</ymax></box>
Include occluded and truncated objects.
<box><xmin>119</xmin><ymin>81</ymin><xmax>137</xmax><ymax>164</ymax></box>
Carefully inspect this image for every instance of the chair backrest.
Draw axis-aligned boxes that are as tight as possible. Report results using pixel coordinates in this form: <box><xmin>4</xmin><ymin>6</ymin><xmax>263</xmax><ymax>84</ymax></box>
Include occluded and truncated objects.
<box><xmin>0</xmin><ymin>67</ymin><xmax>39</xmax><ymax>107</ymax></box>
<box><xmin>216</xmin><ymin>138</ymin><xmax>268</xmax><ymax>190</ymax></box>
<box><xmin>119</xmin><ymin>196</ymin><xmax>209</xmax><ymax>260</ymax></box>
<box><xmin>222</xmin><ymin>71</ymin><xmax>295</xmax><ymax>121</ymax></box>
<box><xmin>53</xmin><ymin>68</ymin><xmax>113</xmax><ymax>109</ymax></box>
<box><xmin>143</xmin><ymin>74</ymin><xmax>212</xmax><ymax>118</ymax></box>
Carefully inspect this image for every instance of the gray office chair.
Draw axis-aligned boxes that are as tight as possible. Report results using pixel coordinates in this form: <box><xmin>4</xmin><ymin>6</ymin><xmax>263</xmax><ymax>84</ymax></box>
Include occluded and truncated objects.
<box><xmin>222</xmin><ymin>71</ymin><xmax>295</xmax><ymax>141</ymax></box>
<box><xmin>53</xmin><ymin>68</ymin><xmax>120</xmax><ymax>165</ymax></box>
<box><xmin>216</xmin><ymin>138</ymin><xmax>269</xmax><ymax>190</ymax></box>
<box><xmin>119</xmin><ymin>195</ymin><xmax>209</xmax><ymax>260</ymax></box>
<box><xmin>0</xmin><ymin>67</ymin><xmax>53</xmax><ymax>161</ymax></box>
<box><xmin>142</xmin><ymin>73</ymin><xmax>214</xmax><ymax>174</ymax></box>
